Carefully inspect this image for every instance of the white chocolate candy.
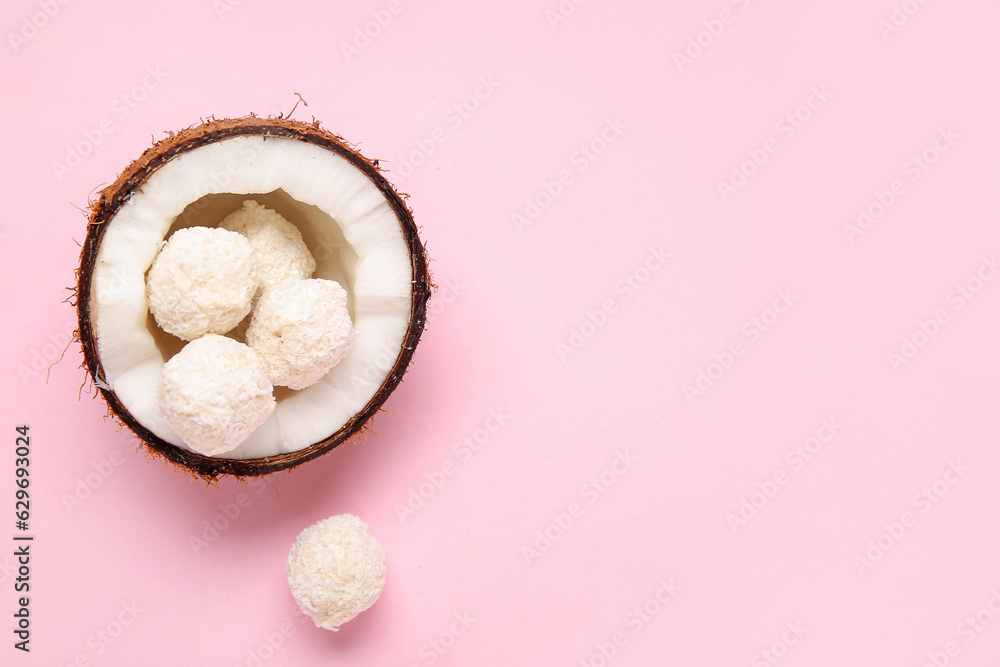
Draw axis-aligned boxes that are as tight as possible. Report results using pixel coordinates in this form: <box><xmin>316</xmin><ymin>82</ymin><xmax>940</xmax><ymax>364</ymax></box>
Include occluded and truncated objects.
<box><xmin>286</xmin><ymin>514</ymin><xmax>386</xmax><ymax>631</ymax></box>
<box><xmin>221</xmin><ymin>200</ymin><xmax>316</xmax><ymax>293</ymax></box>
<box><xmin>157</xmin><ymin>335</ymin><xmax>275</xmax><ymax>456</ymax></box>
<box><xmin>145</xmin><ymin>226</ymin><xmax>258</xmax><ymax>341</ymax></box>
<box><xmin>246</xmin><ymin>279</ymin><xmax>353</xmax><ymax>390</ymax></box>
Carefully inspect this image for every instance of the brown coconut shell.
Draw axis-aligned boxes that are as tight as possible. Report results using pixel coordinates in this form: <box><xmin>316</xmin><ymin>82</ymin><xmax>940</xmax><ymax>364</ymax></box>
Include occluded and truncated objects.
<box><xmin>77</xmin><ymin>117</ymin><xmax>431</xmax><ymax>479</ymax></box>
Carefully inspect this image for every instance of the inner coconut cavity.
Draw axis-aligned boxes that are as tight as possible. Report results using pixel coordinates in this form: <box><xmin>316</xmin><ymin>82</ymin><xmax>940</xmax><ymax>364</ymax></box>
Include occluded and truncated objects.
<box><xmin>90</xmin><ymin>135</ymin><xmax>413</xmax><ymax>459</ymax></box>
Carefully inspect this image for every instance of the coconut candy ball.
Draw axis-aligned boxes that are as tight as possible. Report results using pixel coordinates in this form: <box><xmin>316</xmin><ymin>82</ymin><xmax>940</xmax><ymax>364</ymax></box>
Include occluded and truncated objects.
<box><xmin>286</xmin><ymin>514</ymin><xmax>386</xmax><ymax>631</ymax></box>
<box><xmin>246</xmin><ymin>278</ymin><xmax>353</xmax><ymax>390</ymax></box>
<box><xmin>221</xmin><ymin>200</ymin><xmax>317</xmax><ymax>292</ymax></box>
<box><xmin>157</xmin><ymin>335</ymin><xmax>275</xmax><ymax>456</ymax></box>
<box><xmin>145</xmin><ymin>226</ymin><xmax>258</xmax><ymax>341</ymax></box>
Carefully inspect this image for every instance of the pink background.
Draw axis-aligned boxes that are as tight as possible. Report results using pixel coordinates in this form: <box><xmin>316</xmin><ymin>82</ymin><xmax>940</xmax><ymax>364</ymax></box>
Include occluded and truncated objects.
<box><xmin>3</xmin><ymin>0</ymin><xmax>1000</xmax><ymax>664</ymax></box>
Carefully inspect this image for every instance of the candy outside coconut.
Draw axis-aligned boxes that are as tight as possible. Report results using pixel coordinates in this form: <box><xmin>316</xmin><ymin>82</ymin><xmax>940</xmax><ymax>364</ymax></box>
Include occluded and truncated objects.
<box><xmin>246</xmin><ymin>278</ymin><xmax>353</xmax><ymax>390</ymax></box>
<box><xmin>157</xmin><ymin>335</ymin><xmax>275</xmax><ymax>456</ymax></box>
<box><xmin>221</xmin><ymin>200</ymin><xmax>317</xmax><ymax>293</ymax></box>
<box><xmin>146</xmin><ymin>226</ymin><xmax>258</xmax><ymax>341</ymax></box>
<box><xmin>286</xmin><ymin>514</ymin><xmax>386</xmax><ymax>631</ymax></box>
<box><xmin>77</xmin><ymin>116</ymin><xmax>431</xmax><ymax>478</ymax></box>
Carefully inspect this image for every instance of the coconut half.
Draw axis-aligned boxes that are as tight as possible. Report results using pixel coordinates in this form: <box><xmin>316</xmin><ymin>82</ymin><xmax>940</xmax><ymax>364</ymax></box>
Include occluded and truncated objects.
<box><xmin>77</xmin><ymin>117</ymin><xmax>431</xmax><ymax>478</ymax></box>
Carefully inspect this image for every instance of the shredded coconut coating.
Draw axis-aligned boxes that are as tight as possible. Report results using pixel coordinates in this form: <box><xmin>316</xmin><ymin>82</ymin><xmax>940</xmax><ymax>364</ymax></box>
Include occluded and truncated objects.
<box><xmin>245</xmin><ymin>279</ymin><xmax>353</xmax><ymax>390</ymax></box>
<box><xmin>146</xmin><ymin>226</ymin><xmax>258</xmax><ymax>341</ymax></box>
<box><xmin>286</xmin><ymin>514</ymin><xmax>386</xmax><ymax>631</ymax></box>
<box><xmin>220</xmin><ymin>200</ymin><xmax>316</xmax><ymax>292</ymax></box>
<box><xmin>157</xmin><ymin>335</ymin><xmax>275</xmax><ymax>456</ymax></box>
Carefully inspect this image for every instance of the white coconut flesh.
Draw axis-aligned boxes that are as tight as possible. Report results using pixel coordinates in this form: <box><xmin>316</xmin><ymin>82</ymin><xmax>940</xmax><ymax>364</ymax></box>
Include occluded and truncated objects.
<box><xmin>90</xmin><ymin>135</ymin><xmax>413</xmax><ymax>459</ymax></box>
